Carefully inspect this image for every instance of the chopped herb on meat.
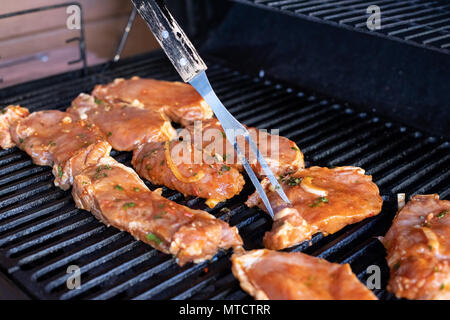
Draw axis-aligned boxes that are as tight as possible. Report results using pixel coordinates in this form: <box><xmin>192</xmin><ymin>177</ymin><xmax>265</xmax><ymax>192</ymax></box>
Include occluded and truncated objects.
<box><xmin>437</xmin><ymin>210</ymin><xmax>449</xmax><ymax>219</ymax></box>
<box><xmin>96</xmin><ymin>165</ymin><xmax>111</xmax><ymax>172</ymax></box>
<box><xmin>146</xmin><ymin>232</ymin><xmax>162</xmax><ymax>244</ymax></box>
<box><xmin>309</xmin><ymin>197</ymin><xmax>329</xmax><ymax>208</ymax></box>
<box><xmin>123</xmin><ymin>202</ymin><xmax>135</xmax><ymax>210</ymax></box>
<box><xmin>287</xmin><ymin>177</ymin><xmax>301</xmax><ymax>186</ymax></box>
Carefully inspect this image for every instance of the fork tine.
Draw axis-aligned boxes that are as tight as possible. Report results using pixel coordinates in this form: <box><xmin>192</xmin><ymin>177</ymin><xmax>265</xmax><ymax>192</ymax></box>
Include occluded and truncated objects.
<box><xmin>243</xmin><ymin>133</ymin><xmax>291</xmax><ymax>204</ymax></box>
<box><xmin>234</xmin><ymin>141</ymin><xmax>275</xmax><ymax>219</ymax></box>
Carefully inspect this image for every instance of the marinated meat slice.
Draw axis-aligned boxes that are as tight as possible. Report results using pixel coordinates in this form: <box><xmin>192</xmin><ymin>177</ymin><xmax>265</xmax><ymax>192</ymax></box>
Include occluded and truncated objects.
<box><xmin>68</xmin><ymin>93</ymin><xmax>176</xmax><ymax>151</ymax></box>
<box><xmin>132</xmin><ymin>140</ymin><xmax>245</xmax><ymax>208</ymax></box>
<box><xmin>72</xmin><ymin>157</ymin><xmax>243</xmax><ymax>266</ymax></box>
<box><xmin>246</xmin><ymin>166</ymin><xmax>382</xmax><ymax>250</ymax></box>
<box><xmin>382</xmin><ymin>194</ymin><xmax>450</xmax><ymax>300</ymax></box>
<box><xmin>231</xmin><ymin>249</ymin><xmax>377</xmax><ymax>300</ymax></box>
<box><xmin>184</xmin><ymin>118</ymin><xmax>304</xmax><ymax>178</ymax></box>
<box><xmin>10</xmin><ymin>110</ymin><xmax>108</xmax><ymax>189</ymax></box>
<box><xmin>91</xmin><ymin>77</ymin><xmax>213</xmax><ymax>126</ymax></box>
<box><xmin>53</xmin><ymin>141</ymin><xmax>111</xmax><ymax>190</ymax></box>
<box><xmin>0</xmin><ymin>105</ymin><xmax>30</xmax><ymax>148</ymax></box>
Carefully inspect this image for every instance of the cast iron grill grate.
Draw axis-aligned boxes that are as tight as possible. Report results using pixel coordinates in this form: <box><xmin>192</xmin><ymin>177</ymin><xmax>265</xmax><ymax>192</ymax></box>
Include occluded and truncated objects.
<box><xmin>230</xmin><ymin>0</ymin><xmax>450</xmax><ymax>55</ymax></box>
<box><xmin>0</xmin><ymin>51</ymin><xmax>448</xmax><ymax>299</ymax></box>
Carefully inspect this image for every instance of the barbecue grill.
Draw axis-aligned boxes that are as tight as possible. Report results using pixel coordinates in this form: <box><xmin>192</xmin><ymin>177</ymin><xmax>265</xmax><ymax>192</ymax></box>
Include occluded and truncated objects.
<box><xmin>0</xmin><ymin>0</ymin><xmax>448</xmax><ymax>300</ymax></box>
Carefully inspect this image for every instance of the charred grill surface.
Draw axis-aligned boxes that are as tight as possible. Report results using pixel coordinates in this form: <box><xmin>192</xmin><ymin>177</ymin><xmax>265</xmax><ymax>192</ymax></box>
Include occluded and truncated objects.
<box><xmin>0</xmin><ymin>51</ymin><xmax>448</xmax><ymax>299</ymax></box>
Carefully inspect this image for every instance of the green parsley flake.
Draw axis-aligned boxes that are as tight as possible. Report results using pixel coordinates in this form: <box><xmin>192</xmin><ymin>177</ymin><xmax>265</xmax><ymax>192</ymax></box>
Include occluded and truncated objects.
<box><xmin>107</xmin><ymin>131</ymin><xmax>112</xmax><ymax>137</ymax></box>
<box><xmin>94</xmin><ymin>98</ymin><xmax>103</xmax><ymax>104</ymax></box>
<box><xmin>123</xmin><ymin>202</ymin><xmax>136</xmax><ymax>210</ymax></box>
<box><xmin>96</xmin><ymin>165</ymin><xmax>111</xmax><ymax>172</ymax></box>
<box><xmin>114</xmin><ymin>185</ymin><xmax>124</xmax><ymax>191</ymax></box>
<box><xmin>146</xmin><ymin>232</ymin><xmax>162</xmax><ymax>244</ymax></box>
<box><xmin>309</xmin><ymin>197</ymin><xmax>329</xmax><ymax>208</ymax></box>
<box><xmin>134</xmin><ymin>187</ymin><xmax>140</xmax><ymax>192</ymax></box>
<box><xmin>287</xmin><ymin>177</ymin><xmax>301</xmax><ymax>186</ymax></box>
<box><xmin>437</xmin><ymin>210</ymin><xmax>449</xmax><ymax>219</ymax></box>
<box><xmin>93</xmin><ymin>172</ymin><xmax>107</xmax><ymax>180</ymax></box>
<box><xmin>57</xmin><ymin>166</ymin><xmax>63</xmax><ymax>178</ymax></box>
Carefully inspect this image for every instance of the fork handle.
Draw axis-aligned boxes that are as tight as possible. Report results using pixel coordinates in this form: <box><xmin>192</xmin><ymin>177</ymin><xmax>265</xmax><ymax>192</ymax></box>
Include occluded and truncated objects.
<box><xmin>131</xmin><ymin>0</ymin><xmax>207</xmax><ymax>82</ymax></box>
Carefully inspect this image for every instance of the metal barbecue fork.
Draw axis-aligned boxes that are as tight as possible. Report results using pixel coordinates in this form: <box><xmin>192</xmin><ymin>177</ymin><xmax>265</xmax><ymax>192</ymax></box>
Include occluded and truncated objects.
<box><xmin>131</xmin><ymin>0</ymin><xmax>290</xmax><ymax>217</ymax></box>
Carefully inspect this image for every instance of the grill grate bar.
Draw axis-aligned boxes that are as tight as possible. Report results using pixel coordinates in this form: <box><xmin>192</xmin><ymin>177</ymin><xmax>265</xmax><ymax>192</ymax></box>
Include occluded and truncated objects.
<box><xmin>92</xmin><ymin>258</ymin><xmax>175</xmax><ymax>300</ymax></box>
<box><xmin>32</xmin><ymin>232</ymin><xmax>128</xmax><ymax>282</ymax></box>
<box><xmin>0</xmin><ymin>204</ymin><xmax>77</xmax><ymax>247</ymax></box>
<box><xmin>230</xmin><ymin>0</ymin><xmax>450</xmax><ymax>54</ymax></box>
<box><xmin>323</xmin><ymin>0</ymin><xmax>405</xmax><ymax>20</ymax></box>
<box><xmin>48</xmin><ymin>242</ymin><xmax>153</xmax><ymax>297</ymax></box>
<box><xmin>12</xmin><ymin>225</ymin><xmax>106</xmax><ymax>272</ymax></box>
<box><xmin>7</xmin><ymin>216</ymin><xmax>95</xmax><ymax>258</ymax></box>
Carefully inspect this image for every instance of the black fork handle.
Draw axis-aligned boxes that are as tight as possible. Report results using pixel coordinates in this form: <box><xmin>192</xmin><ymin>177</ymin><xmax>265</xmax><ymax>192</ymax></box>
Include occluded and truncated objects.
<box><xmin>131</xmin><ymin>0</ymin><xmax>207</xmax><ymax>82</ymax></box>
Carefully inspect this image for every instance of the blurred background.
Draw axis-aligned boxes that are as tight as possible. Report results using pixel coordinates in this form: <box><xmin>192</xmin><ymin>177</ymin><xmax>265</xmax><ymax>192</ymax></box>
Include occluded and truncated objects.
<box><xmin>0</xmin><ymin>0</ymin><xmax>162</xmax><ymax>87</ymax></box>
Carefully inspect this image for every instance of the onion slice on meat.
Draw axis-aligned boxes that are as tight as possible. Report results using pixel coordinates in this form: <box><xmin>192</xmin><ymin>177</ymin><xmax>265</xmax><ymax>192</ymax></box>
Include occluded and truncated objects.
<box><xmin>164</xmin><ymin>141</ymin><xmax>205</xmax><ymax>183</ymax></box>
<box><xmin>300</xmin><ymin>176</ymin><xmax>328</xmax><ymax>197</ymax></box>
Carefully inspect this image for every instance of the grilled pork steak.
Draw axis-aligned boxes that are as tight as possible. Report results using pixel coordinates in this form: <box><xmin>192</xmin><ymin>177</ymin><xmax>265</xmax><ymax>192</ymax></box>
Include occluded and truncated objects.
<box><xmin>68</xmin><ymin>93</ymin><xmax>176</xmax><ymax>151</ymax></box>
<box><xmin>383</xmin><ymin>194</ymin><xmax>450</xmax><ymax>300</ymax></box>
<box><xmin>91</xmin><ymin>77</ymin><xmax>213</xmax><ymax>127</ymax></box>
<box><xmin>0</xmin><ymin>105</ymin><xmax>30</xmax><ymax>149</ymax></box>
<box><xmin>9</xmin><ymin>110</ymin><xmax>108</xmax><ymax>189</ymax></box>
<box><xmin>132</xmin><ymin>140</ymin><xmax>245</xmax><ymax>208</ymax></box>
<box><xmin>185</xmin><ymin>118</ymin><xmax>304</xmax><ymax>178</ymax></box>
<box><xmin>72</xmin><ymin>156</ymin><xmax>243</xmax><ymax>266</ymax></box>
<box><xmin>232</xmin><ymin>249</ymin><xmax>377</xmax><ymax>300</ymax></box>
<box><xmin>246</xmin><ymin>166</ymin><xmax>382</xmax><ymax>250</ymax></box>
